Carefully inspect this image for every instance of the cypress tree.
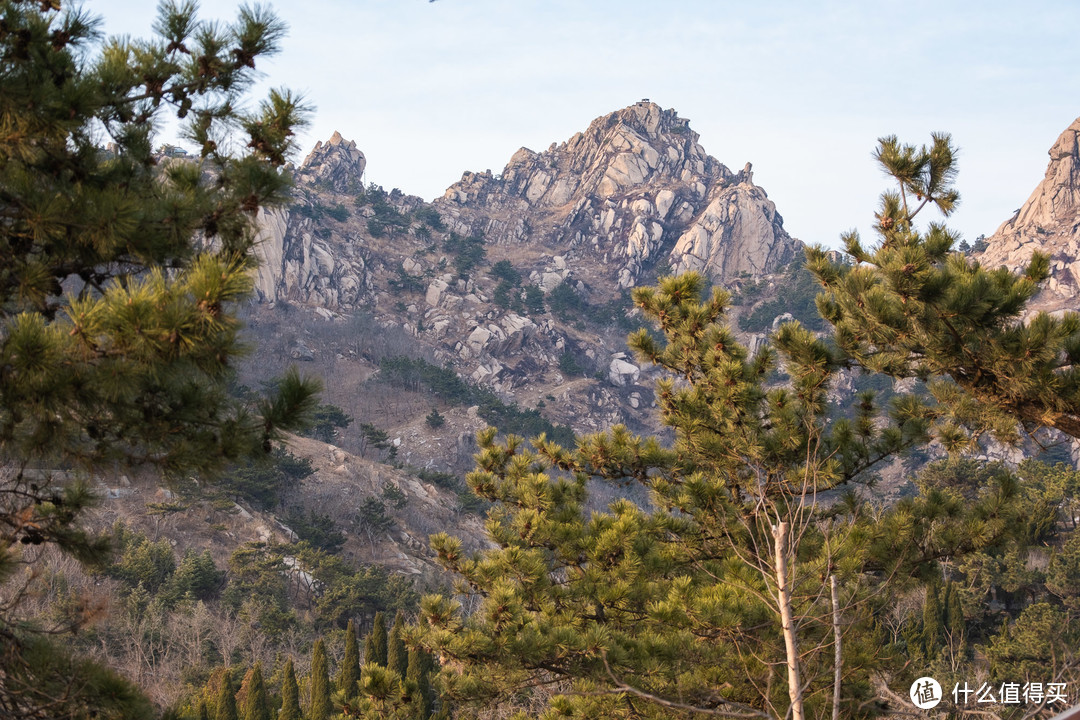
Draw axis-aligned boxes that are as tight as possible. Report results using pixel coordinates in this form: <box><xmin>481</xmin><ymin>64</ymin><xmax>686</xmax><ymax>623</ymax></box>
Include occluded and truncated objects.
<box><xmin>387</xmin><ymin>611</ymin><xmax>408</xmax><ymax>677</ymax></box>
<box><xmin>944</xmin><ymin>581</ymin><xmax>965</xmax><ymax>649</ymax></box>
<box><xmin>239</xmin><ymin>664</ymin><xmax>270</xmax><ymax>720</ymax></box>
<box><xmin>279</xmin><ymin>658</ymin><xmax>301</xmax><ymax>720</ymax></box>
<box><xmin>369</xmin><ymin>612</ymin><xmax>388</xmax><ymax>667</ymax></box>
<box><xmin>310</xmin><ymin>639</ymin><xmax>331</xmax><ymax>720</ymax></box>
<box><xmin>406</xmin><ymin>646</ymin><xmax>433</xmax><ymax>720</ymax></box>
<box><xmin>922</xmin><ymin>584</ymin><xmax>944</xmax><ymax>657</ymax></box>
<box><xmin>338</xmin><ymin>620</ymin><xmax>361</xmax><ymax>700</ymax></box>
<box><xmin>216</xmin><ymin>669</ymin><xmax>238</xmax><ymax>720</ymax></box>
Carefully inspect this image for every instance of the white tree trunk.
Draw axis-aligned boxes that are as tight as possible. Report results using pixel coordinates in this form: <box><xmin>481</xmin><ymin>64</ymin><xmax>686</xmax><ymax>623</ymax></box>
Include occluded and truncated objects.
<box><xmin>774</xmin><ymin>521</ymin><xmax>805</xmax><ymax>720</ymax></box>
<box><xmin>831</xmin><ymin>574</ymin><xmax>842</xmax><ymax>720</ymax></box>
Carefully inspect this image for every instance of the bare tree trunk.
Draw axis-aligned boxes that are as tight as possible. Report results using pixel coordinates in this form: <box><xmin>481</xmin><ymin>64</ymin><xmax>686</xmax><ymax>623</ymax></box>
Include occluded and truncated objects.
<box><xmin>774</xmin><ymin>521</ymin><xmax>804</xmax><ymax>720</ymax></box>
<box><xmin>830</xmin><ymin>574</ymin><xmax>841</xmax><ymax>720</ymax></box>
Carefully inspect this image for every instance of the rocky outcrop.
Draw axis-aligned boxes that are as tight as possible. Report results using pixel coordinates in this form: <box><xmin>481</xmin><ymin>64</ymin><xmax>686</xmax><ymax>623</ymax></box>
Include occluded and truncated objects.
<box><xmin>670</xmin><ymin>163</ymin><xmax>796</xmax><ymax>280</ymax></box>
<box><xmin>979</xmin><ymin>117</ymin><xmax>1080</xmax><ymax>309</ymax></box>
<box><xmin>250</xmin><ymin>131</ymin><xmax>378</xmax><ymax>307</ymax></box>
<box><xmin>295</xmin><ymin>130</ymin><xmax>366</xmax><ymax>193</ymax></box>
<box><xmin>435</xmin><ymin>101</ymin><xmax>799</xmax><ymax>290</ymax></box>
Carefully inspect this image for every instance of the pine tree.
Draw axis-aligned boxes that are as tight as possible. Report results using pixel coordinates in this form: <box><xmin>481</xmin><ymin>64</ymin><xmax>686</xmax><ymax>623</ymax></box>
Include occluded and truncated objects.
<box><xmin>387</xmin><ymin>611</ymin><xmax>408</xmax><ymax>678</ymax></box>
<box><xmin>216</xmin><ymin>669</ymin><xmax>238</xmax><ymax>720</ymax></box>
<box><xmin>415</xmin><ymin>273</ymin><xmax>1025</xmax><ymax>719</ymax></box>
<box><xmin>239</xmin><ymin>664</ymin><xmax>270</xmax><ymax>720</ymax></box>
<box><xmin>0</xmin><ymin>1</ymin><xmax>316</xmax><ymax>716</ymax></box>
<box><xmin>339</xmin><ymin>620</ymin><xmax>362</xmax><ymax>700</ymax></box>
<box><xmin>278</xmin><ymin>658</ymin><xmax>302</xmax><ymax>720</ymax></box>
<box><xmin>309</xmin><ymin>639</ymin><xmax>331</xmax><ymax>720</ymax></box>
<box><xmin>368</xmin><ymin>612</ymin><xmax>388</xmax><ymax>667</ymax></box>
<box><xmin>807</xmin><ymin>133</ymin><xmax>1080</xmax><ymax>443</ymax></box>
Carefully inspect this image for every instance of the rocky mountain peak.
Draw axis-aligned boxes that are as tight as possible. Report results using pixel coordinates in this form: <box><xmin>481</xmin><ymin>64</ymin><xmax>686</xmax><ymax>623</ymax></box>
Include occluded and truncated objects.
<box><xmin>295</xmin><ymin>131</ymin><xmax>367</xmax><ymax>193</ymax></box>
<box><xmin>979</xmin><ymin>116</ymin><xmax>1080</xmax><ymax>309</ymax></box>
<box><xmin>436</xmin><ymin>101</ymin><xmax>798</xmax><ymax>290</ymax></box>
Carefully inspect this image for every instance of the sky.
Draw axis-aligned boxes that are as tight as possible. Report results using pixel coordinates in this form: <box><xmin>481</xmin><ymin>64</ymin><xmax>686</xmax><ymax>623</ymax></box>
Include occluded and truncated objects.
<box><xmin>88</xmin><ymin>0</ymin><xmax>1080</xmax><ymax>249</ymax></box>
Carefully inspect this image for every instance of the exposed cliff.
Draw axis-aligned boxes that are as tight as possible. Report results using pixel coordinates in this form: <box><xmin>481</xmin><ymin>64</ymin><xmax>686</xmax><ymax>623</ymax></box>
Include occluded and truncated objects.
<box><xmin>434</xmin><ymin>101</ymin><xmax>799</xmax><ymax>291</ymax></box>
<box><xmin>979</xmin><ymin>116</ymin><xmax>1080</xmax><ymax>311</ymax></box>
<box><xmin>240</xmin><ymin>103</ymin><xmax>810</xmax><ymax>478</ymax></box>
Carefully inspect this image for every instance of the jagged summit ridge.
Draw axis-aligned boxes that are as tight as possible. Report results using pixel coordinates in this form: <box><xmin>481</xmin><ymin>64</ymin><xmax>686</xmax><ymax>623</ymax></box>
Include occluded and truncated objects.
<box><xmin>296</xmin><ymin>130</ymin><xmax>367</xmax><ymax>193</ymax></box>
<box><xmin>435</xmin><ymin>101</ymin><xmax>799</xmax><ymax>289</ymax></box>
<box><xmin>979</xmin><ymin>116</ymin><xmax>1080</xmax><ymax>308</ymax></box>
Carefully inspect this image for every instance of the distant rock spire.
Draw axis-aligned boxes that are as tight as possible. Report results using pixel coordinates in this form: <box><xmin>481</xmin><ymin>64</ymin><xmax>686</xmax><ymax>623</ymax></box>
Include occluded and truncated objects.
<box><xmin>296</xmin><ymin>131</ymin><xmax>367</xmax><ymax>193</ymax></box>
<box><xmin>979</xmin><ymin>116</ymin><xmax>1080</xmax><ymax>310</ymax></box>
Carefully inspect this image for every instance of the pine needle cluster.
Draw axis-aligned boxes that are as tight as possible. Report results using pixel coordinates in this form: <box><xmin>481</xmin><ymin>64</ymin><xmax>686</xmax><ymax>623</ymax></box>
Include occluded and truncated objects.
<box><xmin>808</xmin><ymin>133</ymin><xmax>1080</xmax><ymax>446</ymax></box>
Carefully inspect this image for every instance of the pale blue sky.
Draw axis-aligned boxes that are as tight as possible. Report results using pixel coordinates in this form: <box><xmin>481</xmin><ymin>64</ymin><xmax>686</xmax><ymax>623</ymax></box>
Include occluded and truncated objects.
<box><xmin>89</xmin><ymin>0</ymin><xmax>1080</xmax><ymax>248</ymax></box>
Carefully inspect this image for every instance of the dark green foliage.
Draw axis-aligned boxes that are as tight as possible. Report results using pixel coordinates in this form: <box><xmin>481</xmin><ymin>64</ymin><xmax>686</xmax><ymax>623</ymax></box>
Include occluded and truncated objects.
<box><xmin>377</xmin><ymin>357</ymin><xmax>472</xmax><ymax>404</ymax></box>
<box><xmin>523</xmin><ymin>285</ymin><xmax>546</xmax><ymax>315</ymax></box>
<box><xmin>944</xmin><ymin>581</ymin><xmax>965</xmax><ymax>649</ymax></box>
<box><xmin>442</xmin><ymin>231</ymin><xmax>486</xmax><ymax>277</ymax></box>
<box><xmin>221</xmin><ymin>545</ymin><xmax>295</xmax><ymax>635</ymax></box>
<box><xmin>325</xmin><ymin>203</ymin><xmax>350</xmax><ymax>222</ymax></box>
<box><xmin>303</xmin><ymin>403</ymin><xmax>353</xmax><ymax>443</ymax></box>
<box><xmin>360</xmin><ymin>184</ymin><xmax>409</xmax><ymax>237</ymax></box>
<box><xmin>545</xmin><ymin>281</ymin><xmax>586</xmax><ymax>322</ymax></box>
<box><xmin>283</xmin><ymin>508</ymin><xmax>346</xmax><ymax>553</ymax></box>
<box><xmin>475</xmin><ymin>397</ymin><xmax>576</xmax><ymax>448</ymax></box>
<box><xmin>374</xmin><ymin>356</ymin><xmax>575</xmax><ymax>446</ymax></box>
<box><xmin>310</xmin><ymin>640</ymin><xmax>331</xmax><ymax>720</ymax></box>
<box><xmin>921</xmin><ymin>583</ymin><xmax>943</xmax><ymax>656</ymax></box>
<box><xmin>406</xmin><ymin>646</ymin><xmax>435</xmax><ymax>720</ymax></box>
<box><xmin>389</xmin><ymin>267</ymin><xmax>426</xmax><ymax>294</ymax></box>
<box><xmin>359</xmin><ymin>423</ymin><xmax>392</xmax><ymax>458</ymax></box>
<box><xmin>557</xmin><ymin>350</ymin><xmax>585</xmax><ymax>377</ymax></box>
<box><xmin>382</xmin><ymin>484</ymin><xmax>409</xmax><ymax>510</ymax></box>
<box><xmin>809</xmin><ymin>132</ymin><xmax>1080</xmax><ymax>444</ymax></box>
<box><xmin>412</xmin><ymin>274</ymin><xmax>1030</xmax><ymax>719</ymax></box>
<box><xmin>217</xmin><ymin>448</ymin><xmax>313</xmax><ymax>510</ymax></box>
<box><xmin>425</xmin><ymin>408</ymin><xmax>446</xmax><ymax>429</ymax></box>
<box><xmin>388</xmin><ymin>611</ymin><xmax>408</xmax><ymax>677</ymax></box>
<box><xmin>490</xmin><ymin>261</ymin><xmax>523</xmax><ymax>312</ymax></box>
<box><xmin>168</xmin><ymin>549</ymin><xmax>224</xmax><ymax>601</ymax></box>
<box><xmin>0</xmin><ymin>633</ymin><xmax>155</xmax><ymax>720</ymax></box>
<box><xmin>737</xmin><ymin>261</ymin><xmax>826</xmax><ymax>332</ymax></box>
<box><xmin>110</xmin><ymin>525</ymin><xmax>176</xmax><ymax>594</ymax></box>
<box><xmin>278</xmin><ymin>658</ymin><xmax>301</xmax><ymax>720</ymax></box>
<box><xmin>294</xmin><ymin>202</ymin><xmax>350</xmax><ymax>223</ymax></box>
<box><xmin>301</xmin><ymin>548</ymin><xmax>419</xmax><ymax>630</ymax></box>
<box><xmin>357</xmin><ymin>497</ymin><xmax>394</xmax><ymax>535</ymax></box>
<box><xmin>339</xmin><ymin>620</ymin><xmax>362</xmax><ymax>700</ymax></box>
<box><xmin>986</xmin><ymin>603</ymin><xmax>1080</xmax><ymax>683</ymax></box>
<box><xmin>239</xmin><ymin>664</ymin><xmax>270</xmax><ymax>720</ymax></box>
<box><xmin>492</xmin><ymin>280</ymin><xmax>522</xmax><ymax>312</ymax></box>
<box><xmin>369</xmin><ymin>611</ymin><xmax>389</xmax><ymax>667</ymax></box>
<box><xmin>216</xmin><ymin>669</ymin><xmax>238</xmax><ymax>720</ymax></box>
<box><xmin>490</xmin><ymin>260</ymin><xmax>521</xmax><ymax>285</ymax></box>
<box><xmin>0</xmin><ymin>2</ymin><xmax>317</xmax><ymax>711</ymax></box>
<box><xmin>1047</xmin><ymin>532</ymin><xmax>1080</xmax><ymax>611</ymax></box>
<box><xmin>412</xmin><ymin>205</ymin><xmax>445</xmax><ymax>231</ymax></box>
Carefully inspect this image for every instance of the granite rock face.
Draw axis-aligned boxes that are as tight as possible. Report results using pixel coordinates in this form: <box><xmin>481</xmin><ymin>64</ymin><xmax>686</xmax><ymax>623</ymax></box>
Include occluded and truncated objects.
<box><xmin>295</xmin><ymin>130</ymin><xmax>367</xmax><ymax>193</ymax></box>
<box><xmin>244</xmin><ymin>108</ymin><xmax>805</xmax><ymax>445</ymax></box>
<box><xmin>434</xmin><ymin>101</ymin><xmax>800</xmax><ymax>291</ymax></box>
<box><xmin>979</xmin><ymin>117</ymin><xmax>1080</xmax><ymax>310</ymax></box>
